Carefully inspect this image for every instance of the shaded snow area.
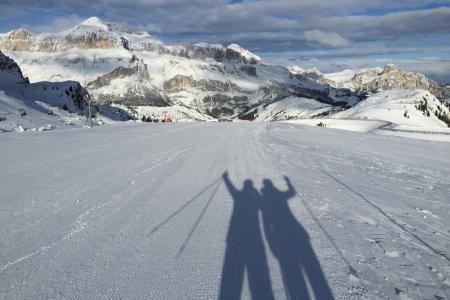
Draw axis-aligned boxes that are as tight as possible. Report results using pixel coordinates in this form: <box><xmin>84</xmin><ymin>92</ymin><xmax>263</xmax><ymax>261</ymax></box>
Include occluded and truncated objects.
<box><xmin>0</xmin><ymin>91</ymin><xmax>87</xmax><ymax>132</ymax></box>
<box><xmin>0</xmin><ymin>90</ymin><xmax>132</xmax><ymax>133</ymax></box>
<box><xmin>1</xmin><ymin>123</ymin><xmax>449</xmax><ymax>299</ymax></box>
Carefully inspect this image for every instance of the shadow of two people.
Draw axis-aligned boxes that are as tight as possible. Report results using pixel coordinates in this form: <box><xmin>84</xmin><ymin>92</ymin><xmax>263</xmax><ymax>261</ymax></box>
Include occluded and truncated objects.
<box><xmin>220</xmin><ymin>171</ymin><xmax>334</xmax><ymax>300</ymax></box>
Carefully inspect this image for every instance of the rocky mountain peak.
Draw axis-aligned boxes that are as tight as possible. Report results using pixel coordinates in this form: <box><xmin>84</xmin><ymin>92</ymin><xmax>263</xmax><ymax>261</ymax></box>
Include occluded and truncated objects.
<box><xmin>288</xmin><ymin>66</ymin><xmax>322</xmax><ymax>77</ymax></box>
<box><xmin>78</xmin><ymin>17</ymin><xmax>130</xmax><ymax>34</ymax></box>
<box><xmin>323</xmin><ymin>65</ymin><xmax>450</xmax><ymax>101</ymax></box>
<box><xmin>382</xmin><ymin>64</ymin><xmax>400</xmax><ymax>74</ymax></box>
<box><xmin>226</xmin><ymin>44</ymin><xmax>262</xmax><ymax>64</ymax></box>
<box><xmin>0</xmin><ymin>29</ymin><xmax>34</xmax><ymax>51</ymax></box>
<box><xmin>137</xmin><ymin>59</ymin><xmax>150</xmax><ymax>81</ymax></box>
<box><xmin>350</xmin><ymin>67</ymin><xmax>383</xmax><ymax>85</ymax></box>
<box><xmin>87</xmin><ymin>57</ymin><xmax>151</xmax><ymax>90</ymax></box>
<box><xmin>3</xmin><ymin>28</ymin><xmax>33</xmax><ymax>39</ymax></box>
<box><xmin>80</xmin><ymin>17</ymin><xmax>109</xmax><ymax>31</ymax></box>
<box><xmin>288</xmin><ymin>66</ymin><xmax>305</xmax><ymax>75</ymax></box>
<box><xmin>350</xmin><ymin>65</ymin><xmax>450</xmax><ymax>99</ymax></box>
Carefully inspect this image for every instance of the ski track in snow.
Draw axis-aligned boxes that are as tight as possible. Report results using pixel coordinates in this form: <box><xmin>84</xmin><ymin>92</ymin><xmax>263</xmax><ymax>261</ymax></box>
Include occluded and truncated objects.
<box><xmin>0</xmin><ymin>201</ymin><xmax>112</xmax><ymax>273</ymax></box>
<box><xmin>263</xmin><ymin>125</ymin><xmax>450</xmax><ymax>299</ymax></box>
<box><xmin>0</xmin><ymin>145</ymin><xmax>192</xmax><ymax>273</ymax></box>
<box><xmin>0</xmin><ymin>122</ymin><xmax>449</xmax><ymax>299</ymax></box>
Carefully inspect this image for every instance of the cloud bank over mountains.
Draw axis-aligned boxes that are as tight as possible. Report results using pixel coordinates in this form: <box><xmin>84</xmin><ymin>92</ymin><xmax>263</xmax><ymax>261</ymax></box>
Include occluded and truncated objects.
<box><xmin>1</xmin><ymin>0</ymin><xmax>450</xmax><ymax>81</ymax></box>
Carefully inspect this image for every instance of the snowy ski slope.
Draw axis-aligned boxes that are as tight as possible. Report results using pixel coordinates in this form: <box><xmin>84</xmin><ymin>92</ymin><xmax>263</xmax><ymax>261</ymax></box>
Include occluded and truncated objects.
<box><xmin>0</xmin><ymin>123</ymin><xmax>449</xmax><ymax>299</ymax></box>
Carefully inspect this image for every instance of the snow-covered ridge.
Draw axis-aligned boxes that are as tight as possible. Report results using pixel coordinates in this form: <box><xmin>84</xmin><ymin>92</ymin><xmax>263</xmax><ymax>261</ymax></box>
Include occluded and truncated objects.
<box><xmin>280</xmin><ymin>89</ymin><xmax>450</xmax><ymax>141</ymax></box>
<box><xmin>80</xmin><ymin>16</ymin><xmax>111</xmax><ymax>31</ymax></box>
<box><xmin>0</xmin><ymin>16</ymin><xmax>260</xmax><ymax>64</ymax></box>
<box><xmin>330</xmin><ymin>89</ymin><xmax>450</xmax><ymax>130</ymax></box>
<box><xmin>226</xmin><ymin>44</ymin><xmax>262</xmax><ymax>64</ymax></box>
<box><xmin>322</xmin><ymin>65</ymin><xmax>450</xmax><ymax>100</ymax></box>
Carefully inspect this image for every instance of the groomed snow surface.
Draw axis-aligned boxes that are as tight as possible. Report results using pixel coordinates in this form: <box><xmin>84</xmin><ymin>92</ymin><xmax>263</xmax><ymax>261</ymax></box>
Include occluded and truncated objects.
<box><xmin>1</xmin><ymin>123</ymin><xmax>449</xmax><ymax>299</ymax></box>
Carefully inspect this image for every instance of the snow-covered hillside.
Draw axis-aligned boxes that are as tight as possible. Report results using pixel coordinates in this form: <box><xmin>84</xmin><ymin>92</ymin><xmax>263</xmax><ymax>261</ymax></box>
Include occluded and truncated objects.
<box><xmin>1</xmin><ymin>122</ymin><xmax>449</xmax><ymax>299</ymax></box>
<box><xmin>331</xmin><ymin>89</ymin><xmax>450</xmax><ymax>131</ymax></box>
<box><xmin>0</xmin><ymin>90</ymin><xmax>91</xmax><ymax>132</ymax></box>
<box><xmin>0</xmin><ymin>51</ymin><xmax>133</xmax><ymax>132</ymax></box>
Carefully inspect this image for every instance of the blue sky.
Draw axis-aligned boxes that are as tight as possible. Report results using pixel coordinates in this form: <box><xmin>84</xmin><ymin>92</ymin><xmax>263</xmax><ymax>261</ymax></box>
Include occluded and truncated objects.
<box><xmin>1</xmin><ymin>0</ymin><xmax>449</xmax><ymax>82</ymax></box>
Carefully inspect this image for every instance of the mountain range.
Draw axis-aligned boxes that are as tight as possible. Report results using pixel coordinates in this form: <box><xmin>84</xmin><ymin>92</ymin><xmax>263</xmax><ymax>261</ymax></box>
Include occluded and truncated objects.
<box><xmin>1</xmin><ymin>16</ymin><xmax>449</xmax><ymax>131</ymax></box>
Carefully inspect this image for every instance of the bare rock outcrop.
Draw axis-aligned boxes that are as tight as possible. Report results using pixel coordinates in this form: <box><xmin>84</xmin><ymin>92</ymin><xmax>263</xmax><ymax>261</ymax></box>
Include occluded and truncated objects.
<box><xmin>0</xmin><ymin>51</ymin><xmax>29</xmax><ymax>83</ymax></box>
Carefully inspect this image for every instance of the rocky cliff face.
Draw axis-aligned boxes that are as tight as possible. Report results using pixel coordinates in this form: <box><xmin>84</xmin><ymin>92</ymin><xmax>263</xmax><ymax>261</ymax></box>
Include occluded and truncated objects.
<box><xmin>0</xmin><ymin>18</ymin><xmax>261</xmax><ymax>66</ymax></box>
<box><xmin>87</xmin><ymin>59</ymin><xmax>167</xmax><ymax>107</ymax></box>
<box><xmin>0</xmin><ymin>51</ymin><xmax>29</xmax><ymax>83</ymax></box>
<box><xmin>157</xmin><ymin>43</ymin><xmax>262</xmax><ymax>65</ymax></box>
<box><xmin>0</xmin><ymin>29</ymin><xmax>34</xmax><ymax>52</ymax></box>
<box><xmin>321</xmin><ymin>64</ymin><xmax>450</xmax><ymax>100</ymax></box>
<box><xmin>355</xmin><ymin>65</ymin><xmax>450</xmax><ymax>100</ymax></box>
<box><xmin>163</xmin><ymin>75</ymin><xmax>245</xmax><ymax>93</ymax></box>
<box><xmin>88</xmin><ymin>59</ymin><xmax>150</xmax><ymax>89</ymax></box>
<box><xmin>0</xmin><ymin>17</ymin><xmax>131</xmax><ymax>52</ymax></box>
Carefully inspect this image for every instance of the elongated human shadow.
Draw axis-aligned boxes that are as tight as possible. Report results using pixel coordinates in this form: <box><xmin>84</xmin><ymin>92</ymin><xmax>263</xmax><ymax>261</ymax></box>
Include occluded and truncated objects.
<box><xmin>219</xmin><ymin>171</ymin><xmax>274</xmax><ymax>300</ymax></box>
<box><xmin>260</xmin><ymin>176</ymin><xmax>334</xmax><ymax>300</ymax></box>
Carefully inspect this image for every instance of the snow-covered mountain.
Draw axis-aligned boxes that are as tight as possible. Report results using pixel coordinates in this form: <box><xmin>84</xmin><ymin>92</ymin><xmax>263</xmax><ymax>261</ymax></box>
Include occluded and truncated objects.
<box><xmin>0</xmin><ymin>51</ymin><xmax>134</xmax><ymax>132</ymax></box>
<box><xmin>243</xmin><ymin>89</ymin><xmax>450</xmax><ymax>132</ymax></box>
<box><xmin>0</xmin><ymin>50</ymin><xmax>86</xmax><ymax>131</ymax></box>
<box><xmin>1</xmin><ymin>16</ymin><xmax>450</xmax><ymax>129</ymax></box>
<box><xmin>323</xmin><ymin>65</ymin><xmax>450</xmax><ymax>100</ymax></box>
<box><xmin>329</xmin><ymin>89</ymin><xmax>450</xmax><ymax>131</ymax></box>
<box><xmin>0</xmin><ymin>17</ymin><xmax>359</xmax><ymax>120</ymax></box>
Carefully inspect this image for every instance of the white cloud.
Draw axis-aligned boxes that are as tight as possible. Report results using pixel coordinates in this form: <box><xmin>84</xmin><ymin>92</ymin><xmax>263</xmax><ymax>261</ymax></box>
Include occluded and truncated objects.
<box><xmin>304</xmin><ymin>30</ymin><xmax>350</xmax><ymax>48</ymax></box>
<box><xmin>29</xmin><ymin>15</ymin><xmax>84</xmax><ymax>33</ymax></box>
